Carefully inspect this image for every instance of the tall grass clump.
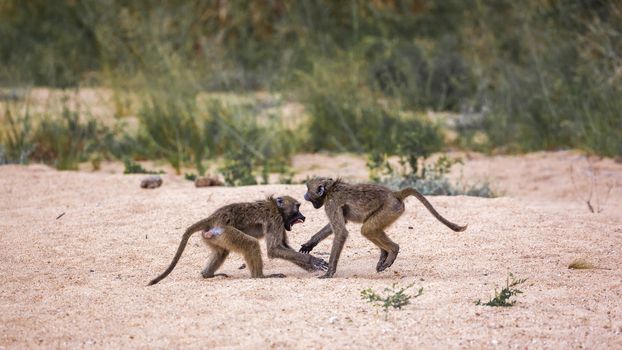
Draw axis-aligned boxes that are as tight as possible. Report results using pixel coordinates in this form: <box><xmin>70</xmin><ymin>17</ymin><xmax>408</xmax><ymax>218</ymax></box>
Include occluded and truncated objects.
<box><xmin>30</xmin><ymin>102</ymin><xmax>106</xmax><ymax>170</ymax></box>
<box><xmin>295</xmin><ymin>58</ymin><xmax>444</xmax><ymax>155</ymax></box>
<box><xmin>367</xmin><ymin>152</ymin><xmax>495</xmax><ymax>197</ymax></box>
<box><xmin>137</xmin><ymin>89</ymin><xmax>205</xmax><ymax>175</ymax></box>
<box><xmin>0</xmin><ymin>104</ymin><xmax>34</xmax><ymax>164</ymax></box>
<box><xmin>1</xmin><ymin>91</ymin><xmax>112</xmax><ymax>170</ymax></box>
<box><xmin>473</xmin><ymin>1</ymin><xmax>622</xmax><ymax>156</ymax></box>
<box><xmin>204</xmin><ymin>99</ymin><xmax>301</xmax><ymax>185</ymax></box>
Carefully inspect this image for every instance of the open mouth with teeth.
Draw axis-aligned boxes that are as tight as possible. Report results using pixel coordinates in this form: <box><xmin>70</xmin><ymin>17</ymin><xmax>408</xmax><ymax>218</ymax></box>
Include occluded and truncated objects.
<box><xmin>285</xmin><ymin>216</ymin><xmax>305</xmax><ymax>231</ymax></box>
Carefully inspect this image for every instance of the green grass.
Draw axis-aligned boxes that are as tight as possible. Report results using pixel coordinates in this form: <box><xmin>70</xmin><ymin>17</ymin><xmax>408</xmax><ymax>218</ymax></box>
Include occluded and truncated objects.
<box><xmin>2</xmin><ymin>1</ymin><xmax>621</xmax><ymax>177</ymax></box>
<box><xmin>361</xmin><ymin>283</ymin><xmax>423</xmax><ymax>320</ymax></box>
<box><xmin>293</xmin><ymin>57</ymin><xmax>444</xmax><ymax>155</ymax></box>
<box><xmin>476</xmin><ymin>273</ymin><xmax>527</xmax><ymax>307</ymax></box>
<box><xmin>368</xmin><ymin>153</ymin><xmax>496</xmax><ymax>197</ymax></box>
<box><xmin>0</xmin><ymin>105</ymin><xmax>33</xmax><ymax>164</ymax></box>
<box><xmin>123</xmin><ymin>159</ymin><xmax>162</xmax><ymax>175</ymax></box>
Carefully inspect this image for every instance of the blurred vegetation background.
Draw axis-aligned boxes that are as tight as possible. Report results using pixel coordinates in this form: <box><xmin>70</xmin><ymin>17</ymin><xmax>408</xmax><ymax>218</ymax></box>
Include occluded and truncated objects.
<box><xmin>0</xmin><ymin>0</ymin><xmax>620</xmax><ymax>181</ymax></box>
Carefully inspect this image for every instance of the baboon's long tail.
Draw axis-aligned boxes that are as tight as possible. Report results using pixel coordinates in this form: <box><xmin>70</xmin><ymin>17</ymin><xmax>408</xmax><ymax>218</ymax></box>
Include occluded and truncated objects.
<box><xmin>394</xmin><ymin>188</ymin><xmax>467</xmax><ymax>232</ymax></box>
<box><xmin>148</xmin><ymin>218</ymin><xmax>211</xmax><ymax>286</ymax></box>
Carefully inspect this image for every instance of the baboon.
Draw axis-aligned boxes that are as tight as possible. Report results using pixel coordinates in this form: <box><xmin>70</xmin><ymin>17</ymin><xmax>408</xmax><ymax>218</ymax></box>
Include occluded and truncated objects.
<box><xmin>300</xmin><ymin>177</ymin><xmax>467</xmax><ymax>278</ymax></box>
<box><xmin>148</xmin><ymin>196</ymin><xmax>328</xmax><ymax>285</ymax></box>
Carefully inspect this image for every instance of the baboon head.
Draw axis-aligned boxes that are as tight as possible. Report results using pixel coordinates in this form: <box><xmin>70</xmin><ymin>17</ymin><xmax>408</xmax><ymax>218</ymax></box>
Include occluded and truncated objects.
<box><xmin>304</xmin><ymin>177</ymin><xmax>335</xmax><ymax>209</ymax></box>
<box><xmin>275</xmin><ymin>196</ymin><xmax>305</xmax><ymax>231</ymax></box>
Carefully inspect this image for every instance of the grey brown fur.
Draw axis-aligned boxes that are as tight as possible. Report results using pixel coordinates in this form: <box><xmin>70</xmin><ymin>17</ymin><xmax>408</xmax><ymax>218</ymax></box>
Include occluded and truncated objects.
<box><xmin>148</xmin><ymin>196</ymin><xmax>328</xmax><ymax>285</ymax></box>
<box><xmin>301</xmin><ymin>177</ymin><xmax>467</xmax><ymax>278</ymax></box>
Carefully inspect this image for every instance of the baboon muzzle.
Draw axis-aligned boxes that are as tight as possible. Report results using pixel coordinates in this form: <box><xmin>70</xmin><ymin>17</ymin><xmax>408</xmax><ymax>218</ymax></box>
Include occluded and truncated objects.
<box><xmin>285</xmin><ymin>213</ymin><xmax>305</xmax><ymax>231</ymax></box>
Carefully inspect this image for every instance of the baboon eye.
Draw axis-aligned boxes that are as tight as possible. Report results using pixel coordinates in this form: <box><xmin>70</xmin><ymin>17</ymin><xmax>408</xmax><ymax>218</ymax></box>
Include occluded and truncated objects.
<box><xmin>317</xmin><ymin>186</ymin><xmax>325</xmax><ymax>196</ymax></box>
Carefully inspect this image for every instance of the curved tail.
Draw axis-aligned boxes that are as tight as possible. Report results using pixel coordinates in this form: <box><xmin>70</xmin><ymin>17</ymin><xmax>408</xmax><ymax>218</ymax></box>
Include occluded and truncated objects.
<box><xmin>394</xmin><ymin>188</ymin><xmax>467</xmax><ymax>232</ymax></box>
<box><xmin>148</xmin><ymin>218</ymin><xmax>212</xmax><ymax>286</ymax></box>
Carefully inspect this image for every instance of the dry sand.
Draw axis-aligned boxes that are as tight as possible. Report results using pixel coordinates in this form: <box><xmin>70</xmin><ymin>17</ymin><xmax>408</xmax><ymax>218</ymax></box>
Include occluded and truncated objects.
<box><xmin>1</xmin><ymin>151</ymin><xmax>621</xmax><ymax>349</ymax></box>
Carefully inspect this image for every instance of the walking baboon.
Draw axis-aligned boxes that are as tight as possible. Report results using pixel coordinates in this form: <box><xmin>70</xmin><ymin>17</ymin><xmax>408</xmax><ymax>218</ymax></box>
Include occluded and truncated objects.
<box><xmin>300</xmin><ymin>177</ymin><xmax>467</xmax><ymax>278</ymax></box>
<box><xmin>148</xmin><ymin>196</ymin><xmax>328</xmax><ymax>285</ymax></box>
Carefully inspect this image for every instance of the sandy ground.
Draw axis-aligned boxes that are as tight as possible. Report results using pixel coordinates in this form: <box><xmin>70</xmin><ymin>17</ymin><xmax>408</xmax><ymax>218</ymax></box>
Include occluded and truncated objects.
<box><xmin>1</xmin><ymin>151</ymin><xmax>622</xmax><ymax>349</ymax></box>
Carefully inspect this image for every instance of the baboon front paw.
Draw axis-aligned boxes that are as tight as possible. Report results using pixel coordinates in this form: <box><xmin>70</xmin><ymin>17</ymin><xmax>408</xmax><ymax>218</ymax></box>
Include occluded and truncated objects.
<box><xmin>299</xmin><ymin>242</ymin><xmax>315</xmax><ymax>254</ymax></box>
<box><xmin>311</xmin><ymin>258</ymin><xmax>329</xmax><ymax>271</ymax></box>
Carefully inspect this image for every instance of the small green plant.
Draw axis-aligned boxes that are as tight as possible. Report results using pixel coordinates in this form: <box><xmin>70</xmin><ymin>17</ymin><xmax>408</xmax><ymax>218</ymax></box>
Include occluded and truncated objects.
<box><xmin>361</xmin><ymin>283</ymin><xmax>423</xmax><ymax>320</ymax></box>
<box><xmin>476</xmin><ymin>273</ymin><xmax>527</xmax><ymax>307</ymax></box>
<box><xmin>123</xmin><ymin>159</ymin><xmax>161</xmax><ymax>174</ymax></box>
<box><xmin>184</xmin><ymin>173</ymin><xmax>197</xmax><ymax>181</ymax></box>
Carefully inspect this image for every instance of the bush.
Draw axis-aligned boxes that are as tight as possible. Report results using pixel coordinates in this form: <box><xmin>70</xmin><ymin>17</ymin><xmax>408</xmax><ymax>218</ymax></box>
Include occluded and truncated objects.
<box><xmin>0</xmin><ymin>105</ymin><xmax>33</xmax><ymax>164</ymax></box>
<box><xmin>476</xmin><ymin>273</ymin><xmax>527</xmax><ymax>307</ymax></box>
<box><xmin>123</xmin><ymin>159</ymin><xmax>161</xmax><ymax>175</ymax></box>
<box><xmin>295</xmin><ymin>58</ymin><xmax>444</xmax><ymax>155</ymax></box>
<box><xmin>368</xmin><ymin>153</ymin><xmax>495</xmax><ymax>197</ymax></box>
<box><xmin>29</xmin><ymin>103</ymin><xmax>107</xmax><ymax>170</ymax></box>
<box><xmin>475</xmin><ymin>2</ymin><xmax>622</xmax><ymax>156</ymax></box>
<box><xmin>367</xmin><ymin>39</ymin><xmax>475</xmax><ymax>112</ymax></box>
<box><xmin>137</xmin><ymin>89</ymin><xmax>205</xmax><ymax>175</ymax></box>
<box><xmin>361</xmin><ymin>282</ymin><xmax>423</xmax><ymax>320</ymax></box>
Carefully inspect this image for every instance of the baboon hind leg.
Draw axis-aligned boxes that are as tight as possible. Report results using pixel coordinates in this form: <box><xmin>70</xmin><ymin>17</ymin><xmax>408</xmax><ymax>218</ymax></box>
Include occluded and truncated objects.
<box><xmin>201</xmin><ymin>245</ymin><xmax>230</xmax><ymax>278</ymax></box>
<box><xmin>361</xmin><ymin>200</ymin><xmax>404</xmax><ymax>272</ymax></box>
<box><xmin>219</xmin><ymin>226</ymin><xmax>285</xmax><ymax>278</ymax></box>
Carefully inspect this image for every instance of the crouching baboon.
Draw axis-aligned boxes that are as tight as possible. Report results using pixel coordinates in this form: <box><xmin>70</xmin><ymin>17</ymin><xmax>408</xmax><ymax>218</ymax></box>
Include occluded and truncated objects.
<box><xmin>148</xmin><ymin>196</ymin><xmax>328</xmax><ymax>285</ymax></box>
<box><xmin>300</xmin><ymin>177</ymin><xmax>467</xmax><ymax>278</ymax></box>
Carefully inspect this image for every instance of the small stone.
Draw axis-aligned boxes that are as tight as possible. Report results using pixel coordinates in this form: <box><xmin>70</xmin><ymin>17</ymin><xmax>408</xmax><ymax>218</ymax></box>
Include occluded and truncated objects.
<box><xmin>194</xmin><ymin>176</ymin><xmax>224</xmax><ymax>187</ymax></box>
<box><xmin>140</xmin><ymin>175</ymin><xmax>162</xmax><ymax>189</ymax></box>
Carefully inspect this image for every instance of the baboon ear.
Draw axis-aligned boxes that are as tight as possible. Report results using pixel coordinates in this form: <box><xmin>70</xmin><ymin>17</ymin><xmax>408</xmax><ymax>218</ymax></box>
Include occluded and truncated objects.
<box><xmin>276</xmin><ymin>197</ymin><xmax>285</xmax><ymax>208</ymax></box>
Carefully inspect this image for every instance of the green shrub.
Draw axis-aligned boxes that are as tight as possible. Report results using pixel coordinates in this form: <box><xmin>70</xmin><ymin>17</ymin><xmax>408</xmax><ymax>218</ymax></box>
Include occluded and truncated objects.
<box><xmin>123</xmin><ymin>159</ymin><xmax>161</xmax><ymax>175</ymax></box>
<box><xmin>295</xmin><ymin>58</ymin><xmax>443</xmax><ymax>155</ymax></box>
<box><xmin>367</xmin><ymin>39</ymin><xmax>475</xmax><ymax>112</ymax></box>
<box><xmin>0</xmin><ymin>105</ymin><xmax>33</xmax><ymax>164</ymax></box>
<box><xmin>476</xmin><ymin>273</ymin><xmax>527</xmax><ymax>307</ymax></box>
<box><xmin>202</xmin><ymin>99</ymin><xmax>298</xmax><ymax>164</ymax></box>
<box><xmin>361</xmin><ymin>283</ymin><xmax>423</xmax><ymax>320</ymax></box>
<box><xmin>138</xmin><ymin>90</ymin><xmax>205</xmax><ymax>175</ymax></box>
<box><xmin>218</xmin><ymin>148</ymin><xmax>259</xmax><ymax>187</ymax></box>
<box><xmin>29</xmin><ymin>103</ymin><xmax>106</xmax><ymax>170</ymax></box>
<box><xmin>368</xmin><ymin>153</ymin><xmax>495</xmax><ymax>197</ymax></box>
